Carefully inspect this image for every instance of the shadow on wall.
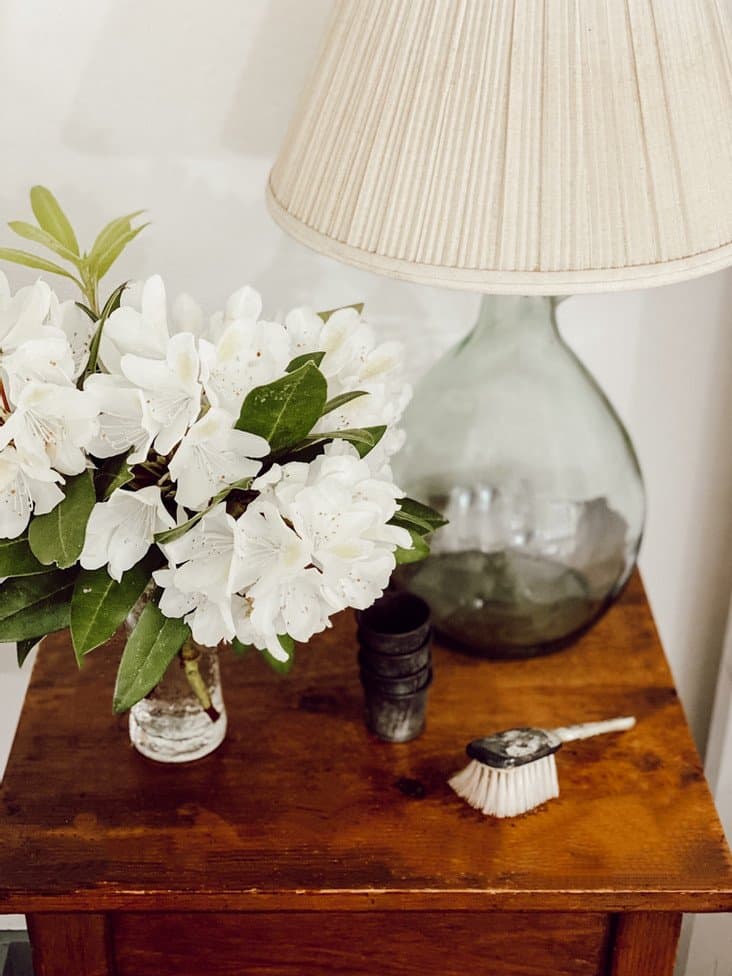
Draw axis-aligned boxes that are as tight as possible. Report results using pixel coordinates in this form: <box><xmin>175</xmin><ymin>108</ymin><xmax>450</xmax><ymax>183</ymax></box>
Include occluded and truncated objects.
<box><xmin>49</xmin><ymin>0</ymin><xmax>490</xmax><ymax>379</ymax></box>
<box><xmin>221</xmin><ymin>0</ymin><xmax>333</xmax><ymax>155</ymax></box>
<box><xmin>634</xmin><ymin>270</ymin><xmax>732</xmax><ymax>750</ymax></box>
<box><xmin>62</xmin><ymin>0</ymin><xmax>332</xmax><ymax>157</ymax></box>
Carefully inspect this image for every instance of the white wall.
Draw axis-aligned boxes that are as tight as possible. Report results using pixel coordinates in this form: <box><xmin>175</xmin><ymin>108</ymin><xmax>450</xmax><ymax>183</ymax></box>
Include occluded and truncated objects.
<box><xmin>1</xmin><ymin>1</ymin><xmax>731</xmax><ymax>963</ymax></box>
<box><xmin>684</xmin><ymin>607</ymin><xmax>732</xmax><ymax>975</ymax></box>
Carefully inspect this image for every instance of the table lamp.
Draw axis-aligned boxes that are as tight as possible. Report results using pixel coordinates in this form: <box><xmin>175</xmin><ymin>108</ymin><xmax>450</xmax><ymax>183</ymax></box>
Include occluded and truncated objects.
<box><xmin>267</xmin><ymin>0</ymin><xmax>732</xmax><ymax>658</ymax></box>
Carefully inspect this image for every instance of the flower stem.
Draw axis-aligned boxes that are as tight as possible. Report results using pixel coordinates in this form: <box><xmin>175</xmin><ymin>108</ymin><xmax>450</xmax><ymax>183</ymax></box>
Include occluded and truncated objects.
<box><xmin>180</xmin><ymin>641</ymin><xmax>220</xmax><ymax>722</ymax></box>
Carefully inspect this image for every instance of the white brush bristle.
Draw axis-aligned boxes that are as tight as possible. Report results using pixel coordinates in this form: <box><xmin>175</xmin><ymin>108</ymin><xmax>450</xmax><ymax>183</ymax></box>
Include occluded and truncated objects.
<box><xmin>448</xmin><ymin>755</ymin><xmax>560</xmax><ymax>818</ymax></box>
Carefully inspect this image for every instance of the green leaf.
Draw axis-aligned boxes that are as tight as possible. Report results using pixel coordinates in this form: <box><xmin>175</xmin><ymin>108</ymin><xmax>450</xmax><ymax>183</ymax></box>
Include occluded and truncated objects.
<box><xmin>8</xmin><ymin>221</ymin><xmax>80</xmax><ymax>266</ymax></box>
<box><xmin>350</xmin><ymin>425</ymin><xmax>386</xmax><ymax>458</ymax></box>
<box><xmin>30</xmin><ymin>186</ymin><xmax>79</xmax><ymax>255</ymax></box>
<box><xmin>273</xmin><ymin>440</ymin><xmax>330</xmax><ymax>466</ymax></box>
<box><xmin>286</xmin><ymin>350</ymin><xmax>325</xmax><ymax>373</ymax></box>
<box><xmin>16</xmin><ymin>635</ymin><xmax>43</xmax><ymax>666</ymax></box>
<box><xmin>154</xmin><ymin>477</ymin><xmax>253</xmax><ymax>545</ymax></box>
<box><xmin>259</xmin><ymin>634</ymin><xmax>295</xmax><ymax>675</ymax></box>
<box><xmin>88</xmin><ymin>210</ymin><xmax>145</xmax><ymax>268</ymax></box>
<box><xmin>236</xmin><ymin>362</ymin><xmax>327</xmax><ymax>453</ymax></box>
<box><xmin>305</xmin><ymin>425</ymin><xmax>386</xmax><ymax>458</ymax></box>
<box><xmin>390</xmin><ymin>512</ymin><xmax>427</xmax><ymax>535</ymax></box>
<box><xmin>317</xmin><ymin>302</ymin><xmax>364</xmax><ymax>323</ymax></box>
<box><xmin>0</xmin><ymin>570</ymin><xmax>75</xmax><ymax>641</ymax></box>
<box><xmin>389</xmin><ymin>498</ymin><xmax>447</xmax><ymax>535</ymax></box>
<box><xmin>231</xmin><ymin>638</ymin><xmax>253</xmax><ymax>658</ymax></box>
<box><xmin>70</xmin><ymin>551</ymin><xmax>162</xmax><ymax>661</ymax></box>
<box><xmin>94</xmin><ymin>223</ymin><xmax>149</xmax><ymax>280</ymax></box>
<box><xmin>0</xmin><ymin>247</ymin><xmax>83</xmax><ymax>286</ymax></box>
<box><xmin>394</xmin><ymin>528</ymin><xmax>430</xmax><ymax>565</ymax></box>
<box><xmin>75</xmin><ymin>301</ymin><xmax>98</xmax><ymax>323</ymax></box>
<box><xmin>154</xmin><ymin>511</ymin><xmax>207</xmax><ymax>546</ymax></box>
<box><xmin>95</xmin><ymin>454</ymin><xmax>133</xmax><ymax>500</ymax></box>
<box><xmin>84</xmin><ymin>282</ymin><xmax>126</xmax><ymax>379</ymax></box>
<box><xmin>28</xmin><ymin>471</ymin><xmax>96</xmax><ymax>569</ymax></box>
<box><xmin>0</xmin><ymin>536</ymin><xmax>47</xmax><ymax>577</ymax></box>
<box><xmin>113</xmin><ymin>602</ymin><xmax>189</xmax><ymax>713</ymax></box>
<box><xmin>321</xmin><ymin>390</ymin><xmax>369</xmax><ymax>416</ymax></box>
<box><xmin>275</xmin><ymin>424</ymin><xmax>386</xmax><ymax>463</ymax></box>
<box><xmin>392</xmin><ymin>497</ymin><xmax>448</xmax><ymax>533</ymax></box>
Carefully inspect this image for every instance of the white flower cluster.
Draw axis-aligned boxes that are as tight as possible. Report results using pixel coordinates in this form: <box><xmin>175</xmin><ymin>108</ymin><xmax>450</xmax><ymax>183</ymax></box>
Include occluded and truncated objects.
<box><xmin>155</xmin><ymin>443</ymin><xmax>411</xmax><ymax>659</ymax></box>
<box><xmin>0</xmin><ymin>271</ymin><xmax>413</xmax><ymax>655</ymax></box>
<box><xmin>0</xmin><ymin>272</ymin><xmax>97</xmax><ymax>538</ymax></box>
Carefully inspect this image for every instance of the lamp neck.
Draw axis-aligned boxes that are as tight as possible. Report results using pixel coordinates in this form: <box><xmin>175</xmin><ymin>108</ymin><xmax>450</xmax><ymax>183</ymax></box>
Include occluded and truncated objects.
<box><xmin>472</xmin><ymin>294</ymin><xmax>559</xmax><ymax>341</ymax></box>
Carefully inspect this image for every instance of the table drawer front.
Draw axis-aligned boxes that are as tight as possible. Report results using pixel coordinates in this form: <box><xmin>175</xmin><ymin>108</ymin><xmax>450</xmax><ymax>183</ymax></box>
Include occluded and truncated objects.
<box><xmin>114</xmin><ymin>911</ymin><xmax>611</xmax><ymax>976</ymax></box>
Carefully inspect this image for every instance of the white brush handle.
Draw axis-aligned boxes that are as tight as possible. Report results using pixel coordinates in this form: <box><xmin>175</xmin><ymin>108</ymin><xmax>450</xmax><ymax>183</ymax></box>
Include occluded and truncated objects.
<box><xmin>551</xmin><ymin>715</ymin><xmax>636</xmax><ymax>743</ymax></box>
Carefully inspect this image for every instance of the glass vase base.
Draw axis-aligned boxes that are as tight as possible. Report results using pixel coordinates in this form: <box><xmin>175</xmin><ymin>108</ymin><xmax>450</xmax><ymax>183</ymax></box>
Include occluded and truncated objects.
<box><xmin>395</xmin><ymin>549</ymin><xmax>612</xmax><ymax>659</ymax></box>
<box><xmin>129</xmin><ymin>704</ymin><xmax>228</xmax><ymax>763</ymax></box>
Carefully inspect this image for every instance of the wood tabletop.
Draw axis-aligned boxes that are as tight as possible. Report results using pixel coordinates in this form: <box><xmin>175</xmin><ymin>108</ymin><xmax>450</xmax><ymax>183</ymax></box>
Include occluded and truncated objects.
<box><xmin>1</xmin><ymin>572</ymin><xmax>731</xmax><ymax>915</ymax></box>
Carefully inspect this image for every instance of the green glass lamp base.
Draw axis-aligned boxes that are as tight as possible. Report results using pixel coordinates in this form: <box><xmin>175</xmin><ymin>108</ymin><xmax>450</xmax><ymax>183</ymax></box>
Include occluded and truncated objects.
<box><xmin>393</xmin><ymin>295</ymin><xmax>645</xmax><ymax>659</ymax></box>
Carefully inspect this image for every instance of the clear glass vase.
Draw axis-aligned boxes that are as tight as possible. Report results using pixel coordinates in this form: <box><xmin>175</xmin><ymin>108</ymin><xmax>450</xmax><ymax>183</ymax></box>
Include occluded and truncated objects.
<box><xmin>393</xmin><ymin>295</ymin><xmax>645</xmax><ymax>658</ymax></box>
<box><xmin>125</xmin><ymin>597</ymin><xmax>227</xmax><ymax>762</ymax></box>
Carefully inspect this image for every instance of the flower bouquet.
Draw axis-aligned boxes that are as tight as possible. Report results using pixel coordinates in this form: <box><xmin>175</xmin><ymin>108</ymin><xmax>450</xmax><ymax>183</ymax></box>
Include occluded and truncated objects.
<box><xmin>0</xmin><ymin>187</ymin><xmax>444</xmax><ymax>757</ymax></box>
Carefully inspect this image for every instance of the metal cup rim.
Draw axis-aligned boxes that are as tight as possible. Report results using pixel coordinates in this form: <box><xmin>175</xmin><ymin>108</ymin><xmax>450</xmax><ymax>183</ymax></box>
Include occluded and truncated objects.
<box><xmin>357</xmin><ymin>625</ymin><xmax>433</xmax><ymax>656</ymax></box>
<box><xmin>360</xmin><ymin>667</ymin><xmax>433</xmax><ymax>697</ymax></box>
<box><xmin>356</xmin><ymin>592</ymin><xmax>431</xmax><ymax>647</ymax></box>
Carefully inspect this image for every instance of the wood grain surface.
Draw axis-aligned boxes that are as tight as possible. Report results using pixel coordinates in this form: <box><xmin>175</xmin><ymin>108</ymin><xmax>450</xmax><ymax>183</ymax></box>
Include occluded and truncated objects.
<box><xmin>608</xmin><ymin>912</ymin><xmax>682</xmax><ymax>976</ymax></box>
<box><xmin>113</xmin><ymin>911</ymin><xmax>612</xmax><ymax>976</ymax></box>
<box><xmin>27</xmin><ymin>914</ymin><xmax>114</xmax><ymax>976</ymax></box>
<box><xmin>1</xmin><ymin>573</ymin><xmax>731</xmax><ymax>915</ymax></box>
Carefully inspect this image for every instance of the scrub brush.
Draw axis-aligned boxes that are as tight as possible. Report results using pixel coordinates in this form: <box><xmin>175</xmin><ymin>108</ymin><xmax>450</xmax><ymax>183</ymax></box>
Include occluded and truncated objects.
<box><xmin>449</xmin><ymin>715</ymin><xmax>636</xmax><ymax>818</ymax></box>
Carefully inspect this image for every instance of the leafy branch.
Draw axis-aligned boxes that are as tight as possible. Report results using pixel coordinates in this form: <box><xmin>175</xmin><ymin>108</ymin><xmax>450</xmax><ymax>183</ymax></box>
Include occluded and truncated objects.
<box><xmin>0</xmin><ymin>186</ymin><xmax>147</xmax><ymax>317</ymax></box>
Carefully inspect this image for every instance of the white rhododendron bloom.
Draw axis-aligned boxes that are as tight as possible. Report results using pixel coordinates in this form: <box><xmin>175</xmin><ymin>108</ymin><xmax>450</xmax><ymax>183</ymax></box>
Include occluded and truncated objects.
<box><xmin>80</xmin><ymin>486</ymin><xmax>175</xmax><ymax>581</ymax></box>
<box><xmin>0</xmin><ymin>382</ymin><xmax>98</xmax><ymax>475</ymax></box>
<box><xmin>245</xmin><ymin>564</ymin><xmax>330</xmax><ymax>655</ymax></box>
<box><xmin>0</xmin><ymin>275</ymin><xmax>54</xmax><ymax>353</ymax></box>
<box><xmin>169</xmin><ymin>409</ymin><xmax>268</xmax><ymax>510</ymax></box>
<box><xmin>284</xmin><ymin>304</ymin><xmax>411</xmax><ymax>446</ymax></box>
<box><xmin>1</xmin><ymin>335</ymin><xmax>77</xmax><ymax>404</ymax></box>
<box><xmin>155</xmin><ymin>565</ymin><xmax>251</xmax><ymax>648</ymax></box>
<box><xmin>155</xmin><ymin>505</ymin><xmax>242</xmax><ymax>644</ymax></box>
<box><xmin>162</xmin><ymin>504</ymin><xmax>237</xmax><ymax>604</ymax></box>
<box><xmin>0</xmin><ymin>276</ymin><xmax>92</xmax><ymax>404</ymax></box>
<box><xmin>0</xmin><ymin>445</ymin><xmax>64</xmax><ymax>538</ymax></box>
<box><xmin>49</xmin><ymin>298</ymin><xmax>94</xmax><ymax>380</ymax></box>
<box><xmin>159</xmin><ymin>498</ymin><xmax>322</xmax><ymax>658</ymax></box>
<box><xmin>206</xmin><ymin>284</ymin><xmax>262</xmax><ymax>343</ymax></box>
<box><xmin>121</xmin><ymin>332</ymin><xmax>202</xmax><ymax>455</ymax></box>
<box><xmin>99</xmin><ymin>275</ymin><xmax>205</xmax><ymax>372</ymax></box>
<box><xmin>156</xmin><ymin>504</ymin><xmax>282</xmax><ymax>652</ymax></box>
<box><xmin>156</xmin><ymin>443</ymin><xmax>413</xmax><ymax>654</ymax></box>
<box><xmin>230</xmin><ymin>499</ymin><xmax>312</xmax><ymax>595</ymax></box>
<box><xmin>257</xmin><ymin>445</ymin><xmax>410</xmax><ymax>612</ymax></box>
<box><xmin>199</xmin><ymin>319</ymin><xmax>290</xmax><ymax>415</ymax></box>
<box><xmin>84</xmin><ymin>374</ymin><xmax>153</xmax><ymax>463</ymax></box>
<box><xmin>0</xmin><ymin>275</ymin><xmax>100</xmax><ymax>540</ymax></box>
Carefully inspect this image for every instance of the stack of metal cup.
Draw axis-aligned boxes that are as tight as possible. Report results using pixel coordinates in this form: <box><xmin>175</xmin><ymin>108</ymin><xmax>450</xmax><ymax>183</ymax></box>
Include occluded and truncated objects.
<box><xmin>357</xmin><ymin>592</ymin><xmax>432</xmax><ymax>743</ymax></box>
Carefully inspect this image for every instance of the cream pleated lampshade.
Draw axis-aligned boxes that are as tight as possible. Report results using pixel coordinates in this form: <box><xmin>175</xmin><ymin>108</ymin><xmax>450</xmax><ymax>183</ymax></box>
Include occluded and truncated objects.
<box><xmin>267</xmin><ymin>0</ymin><xmax>732</xmax><ymax>294</ymax></box>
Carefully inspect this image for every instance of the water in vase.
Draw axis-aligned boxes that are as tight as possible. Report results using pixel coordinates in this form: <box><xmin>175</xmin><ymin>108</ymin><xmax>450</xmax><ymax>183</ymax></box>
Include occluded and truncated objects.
<box><xmin>395</xmin><ymin>484</ymin><xmax>630</xmax><ymax>657</ymax></box>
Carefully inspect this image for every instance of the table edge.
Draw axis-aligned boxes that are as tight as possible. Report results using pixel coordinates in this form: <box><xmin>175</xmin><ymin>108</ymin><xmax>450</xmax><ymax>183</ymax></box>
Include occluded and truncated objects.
<box><xmin>3</xmin><ymin>887</ymin><xmax>732</xmax><ymax>914</ymax></box>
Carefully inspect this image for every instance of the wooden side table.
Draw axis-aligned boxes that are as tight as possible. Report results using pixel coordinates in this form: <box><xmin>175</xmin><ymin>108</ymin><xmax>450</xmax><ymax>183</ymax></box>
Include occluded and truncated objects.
<box><xmin>1</xmin><ymin>573</ymin><xmax>730</xmax><ymax>976</ymax></box>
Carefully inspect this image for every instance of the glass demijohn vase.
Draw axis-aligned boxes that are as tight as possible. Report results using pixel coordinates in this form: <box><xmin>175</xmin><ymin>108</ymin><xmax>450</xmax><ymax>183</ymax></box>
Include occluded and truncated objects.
<box><xmin>393</xmin><ymin>295</ymin><xmax>645</xmax><ymax>658</ymax></box>
<box><xmin>125</xmin><ymin>594</ymin><xmax>227</xmax><ymax>763</ymax></box>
